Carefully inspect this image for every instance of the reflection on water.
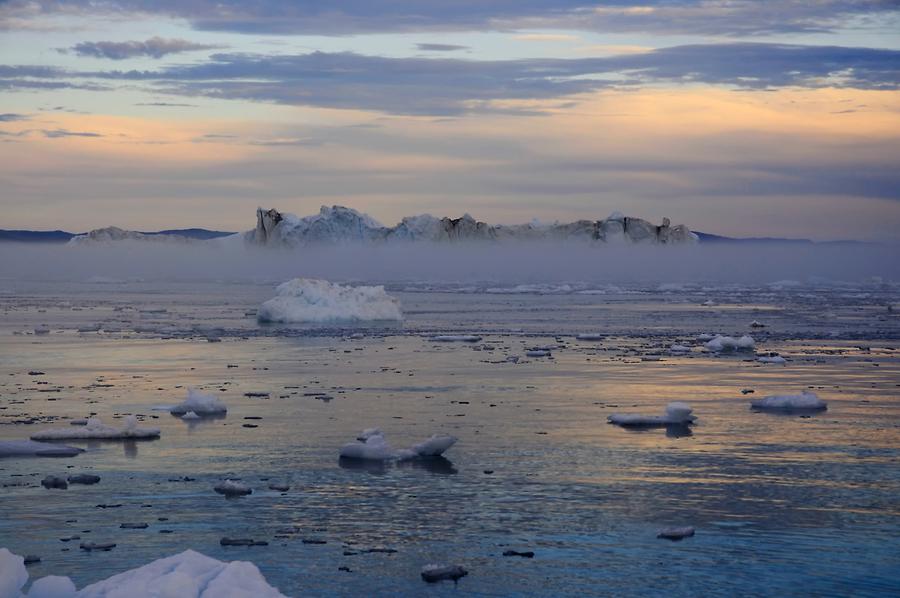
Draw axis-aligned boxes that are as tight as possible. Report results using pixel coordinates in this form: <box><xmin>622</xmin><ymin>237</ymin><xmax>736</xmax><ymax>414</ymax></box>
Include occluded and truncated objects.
<box><xmin>0</xmin><ymin>285</ymin><xmax>898</xmax><ymax>596</ymax></box>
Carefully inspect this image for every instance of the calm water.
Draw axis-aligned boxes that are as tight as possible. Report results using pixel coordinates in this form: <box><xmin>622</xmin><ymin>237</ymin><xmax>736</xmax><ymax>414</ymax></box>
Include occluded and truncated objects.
<box><xmin>1</xmin><ymin>280</ymin><xmax>899</xmax><ymax>596</ymax></box>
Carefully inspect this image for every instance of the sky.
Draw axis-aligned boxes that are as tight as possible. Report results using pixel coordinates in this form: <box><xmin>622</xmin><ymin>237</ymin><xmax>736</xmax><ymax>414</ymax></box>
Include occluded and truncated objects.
<box><xmin>1</xmin><ymin>1</ymin><xmax>899</xmax><ymax>240</ymax></box>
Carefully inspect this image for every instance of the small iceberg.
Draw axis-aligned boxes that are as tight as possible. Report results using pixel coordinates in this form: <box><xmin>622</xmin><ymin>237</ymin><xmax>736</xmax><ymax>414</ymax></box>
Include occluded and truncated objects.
<box><xmin>669</xmin><ymin>344</ymin><xmax>691</xmax><ymax>354</ymax></box>
<box><xmin>30</xmin><ymin>416</ymin><xmax>160</xmax><ymax>441</ymax></box>
<box><xmin>421</xmin><ymin>564</ymin><xmax>468</xmax><ymax>583</ymax></box>
<box><xmin>257</xmin><ymin>278</ymin><xmax>402</xmax><ymax>324</ymax></box>
<box><xmin>340</xmin><ymin>429</ymin><xmax>457</xmax><ymax>461</ymax></box>
<box><xmin>169</xmin><ymin>388</ymin><xmax>228</xmax><ymax>416</ymax></box>
<box><xmin>751</xmin><ymin>391</ymin><xmax>827</xmax><ymax>412</ymax></box>
<box><xmin>608</xmin><ymin>402</ymin><xmax>696</xmax><ymax>427</ymax></box>
<box><xmin>0</xmin><ymin>547</ymin><xmax>286</xmax><ymax>597</ymax></box>
<box><xmin>0</xmin><ymin>439</ymin><xmax>84</xmax><ymax>458</ymax></box>
<box><xmin>213</xmin><ymin>480</ymin><xmax>252</xmax><ymax>497</ymax></box>
<box><xmin>705</xmin><ymin>335</ymin><xmax>755</xmax><ymax>352</ymax></box>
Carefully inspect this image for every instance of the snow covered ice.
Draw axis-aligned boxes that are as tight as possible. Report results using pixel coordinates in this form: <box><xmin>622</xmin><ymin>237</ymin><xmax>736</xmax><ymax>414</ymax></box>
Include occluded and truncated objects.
<box><xmin>340</xmin><ymin>429</ymin><xmax>457</xmax><ymax>461</ymax></box>
<box><xmin>0</xmin><ymin>548</ymin><xmax>286</xmax><ymax>597</ymax></box>
<box><xmin>168</xmin><ymin>389</ymin><xmax>228</xmax><ymax>416</ymax></box>
<box><xmin>256</xmin><ymin>278</ymin><xmax>402</xmax><ymax>324</ymax></box>
<box><xmin>608</xmin><ymin>402</ymin><xmax>697</xmax><ymax>427</ymax></box>
<box><xmin>30</xmin><ymin>416</ymin><xmax>160</xmax><ymax>441</ymax></box>
<box><xmin>751</xmin><ymin>391</ymin><xmax>827</xmax><ymax>412</ymax></box>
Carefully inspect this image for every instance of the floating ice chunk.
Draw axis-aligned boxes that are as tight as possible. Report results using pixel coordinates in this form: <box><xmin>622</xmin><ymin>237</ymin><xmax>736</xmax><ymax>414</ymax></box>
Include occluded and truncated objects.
<box><xmin>429</xmin><ymin>335</ymin><xmax>482</xmax><ymax>342</ymax></box>
<box><xmin>751</xmin><ymin>391</ymin><xmax>827</xmax><ymax>412</ymax></box>
<box><xmin>257</xmin><ymin>278</ymin><xmax>402</xmax><ymax>324</ymax></box>
<box><xmin>340</xmin><ymin>433</ymin><xmax>396</xmax><ymax>461</ymax></box>
<box><xmin>669</xmin><ymin>344</ymin><xmax>691</xmax><ymax>354</ymax></box>
<box><xmin>31</xmin><ymin>416</ymin><xmax>160</xmax><ymax>441</ymax></box>
<box><xmin>657</xmin><ymin>526</ymin><xmax>695</xmax><ymax>540</ymax></box>
<box><xmin>750</xmin><ymin>320</ymin><xmax>767</xmax><ymax>328</ymax></box>
<box><xmin>0</xmin><ymin>439</ymin><xmax>84</xmax><ymax>457</ymax></box>
<box><xmin>181</xmin><ymin>411</ymin><xmax>201</xmax><ymax>420</ymax></box>
<box><xmin>608</xmin><ymin>402</ymin><xmax>696</xmax><ymax>427</ymax></box>
<box><xmin>757</xmin><ymin>355</ymin><xmax>786</xmax><ymax>364</ymax></box>
<box><xmin>421</xmin><ymin>564</ymin><xmax>468</xmax><ymax>583</ymax></box>
<box><xmin>705</xmin><ymin>335</ymin><xmax>755</xmax><ymax>352</ymax></box>
<box><xmin>576</xmin><ymin>333</ymin><xmax>603</xmax><ymax>341</ymax></box>
<box><xmin>526</xmin><ymin>349</ymin><xmax>551</xmax><ymax>357</ymax></box>
<box><xmin>410</xmin><ymin>435</ymin><xmax>458</xmax><ymax>457</ymax></box>
<box><xmin>697</xmin><ymin>333</ymin><xmax>715</xmax><ymax>341</ymax></box>
<box><xmin>341</xmin><ymin>430</ymin><xmax>457</xmax><ymax>461</ymax></box>
<box><xmin>34</xmin><ymin>325</ymin><xmax>50</xmax><ymax>335</ymax></box>
<box><xmin>213</xmin><ymin>480</ymin><xmax>252</xmax><ymax>497</ymax></box>
<box><xmin>169</xmin><ymin>388</ymin><xmax>228</xmax><ymax>416</ymax></box>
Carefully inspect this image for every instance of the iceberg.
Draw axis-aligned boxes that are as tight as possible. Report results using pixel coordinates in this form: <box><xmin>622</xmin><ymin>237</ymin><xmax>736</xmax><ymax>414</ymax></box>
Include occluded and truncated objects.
<box><xmin>751</xmin><ymin>391</ymin><xmax>827</xmax><ymax>412</ymax></box>
<box><xmin>0</xmin><ymin>548</ymin><xmax>286</xmax><ymax>597</ymax></box>
<box><xmin>608</xmin><ymin>402</ymin><xmax>697</xmax><ymax>427</ymax></box>
<box><xmin>245</xmin><ymin>205</ymin><xmax>697</xmax><ymax>247</ymax></box>
<box><xmin>704</xmin><ymin>335</ymin><xmax>755</xmax><ymax>352</ymax></box>
<box><xmin>30</xmin><ymin>416</ymin><xmax>160</xmax><ymax>441</ymax></box>
<box><xmin>168</xmin><ymin>388</ymin><xmax>228</xmax><ymax>416</ymax></box>
<box><xmin>257</xmin><ymin>278</ymin><xmax>402</xmax><ymax>324</ymax></box>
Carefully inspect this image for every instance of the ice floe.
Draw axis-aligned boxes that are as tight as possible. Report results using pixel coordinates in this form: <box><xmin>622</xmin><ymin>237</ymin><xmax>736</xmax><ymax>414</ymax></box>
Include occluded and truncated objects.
<box><xmin>0</xmin><ymin>439</ymin><xmax>84</xmax><ymax>458</ymax></box>
<box><xmin>608</xmin><ymin>402</ymin><xmax>697</xmax><ymax>427</ymax></box>
<box><xmin>751</xmin><ymin>391</ymin><xmax>827</xmax><ymax>412</ymax></box>
<box><xmin>757</xmin><ymin>355</ymin><xmax>786</xmax><ymax>364</ymax></box>
<box><xmin>0</xmin><ymin>548</ymin><xmax>286</xmax><ymax>597</ymax></box>
<box><xmin>30</xmin><ymin>416</ymin><xmax>160</xmax><ymax>441</ymax></box>
<box><xmin>704</xmin><ymin>335</ymin><xmax>755</xmax><ymax>352</ymax></box>
<box><xmin>168</xmin><ymin>388</ymin><xmax>228</xmax><ymax>416</ymax></box>
<box><xmin>421</xmin><ymin>564</ymin><xmax>468</xmax><ymax>583</ymax></box>
<box><xmin>340</xmin><ymin>429</ymin><xmax>457</xmax><ymax>461</ymax></box>
<box><xmin>257</xmin><ymin>278</ymin><xmax>402</xmax><ymax>324</ymax></box>
<box><xmin>213</xmin><ymin>479</ymin><xmax>252</xmax><ymax>497</ymax></box>
<box><xmin>429</xmin><ymin>335</ymin><xmax>482</xmax><ymax>342</ymax></box>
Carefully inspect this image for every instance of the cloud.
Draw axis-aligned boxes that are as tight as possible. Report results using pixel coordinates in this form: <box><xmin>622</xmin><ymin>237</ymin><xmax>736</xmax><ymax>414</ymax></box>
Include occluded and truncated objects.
<box><xmin>0</xmin><ymin>113</ymin><xmax>29</xmax><ymax>121</ymax></box>
<box><xmin>40</xmin><ymin>129</ymin><xmax>103</xmax><ymax>138</ymax></box>
<box><xmin>513</xmin><ymin>33</ymin><xmax>579</xmax><ymax>42</ymax></box>
<box><xmin>416</xmin><ymin>43</ymin><xmax>469</xmax><ymax>52</ymax></box>
<box><xmin>3</xmin><ymin>0</ymin><xmax>898</xmax><ymax>36</ymax></box>
<box><xmin>2</xmin><ymin>43</ymin><xmax>898</xmax><ymax>115</ymax></box>
<box><xmin>65</xmin><ymin>37</ymin><xmax>223</xmax><ymax>60</ymax></box>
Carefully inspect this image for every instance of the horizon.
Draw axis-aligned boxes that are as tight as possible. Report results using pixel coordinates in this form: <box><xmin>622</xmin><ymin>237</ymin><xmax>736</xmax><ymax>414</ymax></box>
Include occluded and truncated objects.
<box><xmin>1</xmin><ymin>2</ymin><xmax>899</xmax><ymax>241</ymax></box>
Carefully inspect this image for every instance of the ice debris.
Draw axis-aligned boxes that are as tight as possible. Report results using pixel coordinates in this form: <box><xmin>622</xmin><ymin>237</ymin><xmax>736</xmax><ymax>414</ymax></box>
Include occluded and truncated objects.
<box><xmin>704</xmin><ymin>335</ymin><xmax>755</xmax><ymax>352</ymax></box>
<box><xmin>340</xmin><ymin>429</ymin><xmax>457</xmax><ymax>461</ymax></box>
<box><xmin>31</xmin><ymin>416</ymin><xmax>160</xmax><ymax>441</ymax></box>
<box><xmin>213</xmin><ymin>480</ymin><xmax>252</xmax><ymax>497</ymax></box>
<box><xmin>169</xmin><ymin>388</ymin><xmax>227</xmax><ymax>416</ymax></box>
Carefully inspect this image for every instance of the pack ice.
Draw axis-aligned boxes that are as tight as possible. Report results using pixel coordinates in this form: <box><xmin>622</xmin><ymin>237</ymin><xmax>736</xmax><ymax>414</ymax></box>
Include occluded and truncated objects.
<box><xmin>0</xmin><ymin>547</ymin><xmax>286</xmax><ymax>597</ymax></box>
<box><xmin>256</xmin><ymin>278</ymin><xmax>402</xmax><ymax>324</ymax></box>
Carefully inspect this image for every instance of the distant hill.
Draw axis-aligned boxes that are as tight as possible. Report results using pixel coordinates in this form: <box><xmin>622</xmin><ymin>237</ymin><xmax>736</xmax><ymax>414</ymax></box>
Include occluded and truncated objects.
<box><xmin>0</xmin><ymin>228</ymin><xmax>234</xmax><ymax>243</ymax></box>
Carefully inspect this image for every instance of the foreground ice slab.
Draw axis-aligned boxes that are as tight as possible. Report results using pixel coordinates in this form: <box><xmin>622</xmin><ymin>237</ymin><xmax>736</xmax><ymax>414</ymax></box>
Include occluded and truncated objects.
<box><xmin>1</xmin><ymin>548</ymin><xmax>286</xmax><ymax>597</ymax></box>
<box><xmin>257</xmin><ymin>278</ymin><xmax>402</xmax><ymax>324</ymax></box>
<box><xmin>340</xmin><ymin>430</ymin><xmax>457</xmax><ymax>461</ymax></box>
<box><xmin>0</xmin><ymin>439</ymin><xmax>84</xmax><ymax>458</ymax></box>
<box><xmin>608</xmin><ymin>402</ymin><xmax>697</xmax><ymax>427</ymax></box>
<box><xmin>168</xmin><ymin>388</ymin><xmax>228</xmax><ymax>416</ymax></box>
<box><xmin>31</xmin><ymin>416</ymin><xmax>160</xmax><ymax>441</ymax></box>
<box><xmin>751</xmin><ymin>391</ymin><xmax>827</xmax><ymax>412</ymax></box>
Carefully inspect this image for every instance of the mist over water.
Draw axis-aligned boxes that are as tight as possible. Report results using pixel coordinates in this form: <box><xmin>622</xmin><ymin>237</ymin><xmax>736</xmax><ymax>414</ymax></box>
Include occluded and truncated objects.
<box><xmin>2</xmin><ymin>240</ymin><xmax>899</xmax><ymax>285</ymax></box>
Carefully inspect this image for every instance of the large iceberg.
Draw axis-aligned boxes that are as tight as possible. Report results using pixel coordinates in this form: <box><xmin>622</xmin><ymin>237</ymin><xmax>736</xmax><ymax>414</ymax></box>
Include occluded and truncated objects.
<box><xmin>0</xmin><ymin>548</ymin><xmax>286</xmax><ymax>597</ymax></box>
<box><xmin>246</xmin><ymin>206</ymin><xmax>698</xmax><ymax>247</ymax></box>
<box><xmin>257</xmin><ymin>278</ymin><xmax>402</xmax><ymax>324</ymax></box>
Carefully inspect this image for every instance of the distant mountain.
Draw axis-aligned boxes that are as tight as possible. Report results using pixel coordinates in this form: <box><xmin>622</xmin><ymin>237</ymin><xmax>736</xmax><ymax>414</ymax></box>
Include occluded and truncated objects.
<box><xmin>0</xmin><ymin>228</ymin><xmax>234</xmax><ymax>243</ymax></box>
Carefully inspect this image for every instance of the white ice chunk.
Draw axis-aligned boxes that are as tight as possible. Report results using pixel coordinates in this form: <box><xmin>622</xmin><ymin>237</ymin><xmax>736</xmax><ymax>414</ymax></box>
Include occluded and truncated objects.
<box><xmin>704</xmin><ymin>335</ymin><xmax>755</xmax><ymax>352</ymax></box>
<box><xmin>0</xmin><ymin>548</ymin><xmax>27</xmax><ymax>598</ymax></box>
<box><xmin>257</xmin><ymin>278</ymin><xmax>402</xmax><ymax>324</ymax></box>
<box><xmin>213</xmin><ymin>480</ymin><xmax>252</xmax><ymax>497</ymax></box>
<box><xmin>669</xmin><ymin>344</ymin><xmax>691</xmax><ymax>354</ymax></box>
<box><xmin>169</xmin><ymin>388</ymin><xmax>228</xmax><ymax>415</ymax></box>
<box><xmin>339</xmin><ymin>433</ymin><xmax>396</xmax><ymax>460</ymax></box>
<box><xmin>26</xmin><ymin>575</ymin><xmax>77</xmax><ymax>598</ymax></box>
<box><xmin>751</xmin><ymin>391</ymin><xmax>827</xmax><ymax>411</ymax></box>
<box><xmin>757</xmin><ymin>356</ymin><xmax>786</xmax><ymax>364</ymax></box>
<box><xmin>30</xmin><ymin>416</ymin><xmax>160</xmax><ymax>441</ymax></box>
<box><xmin>608</xmin><ymin>402</ymin><xmax>697</xmax><ymax>426</ymax></box>
<box><xmin>410</xmin><ymin>434</ymin><xmax>458</xmax><ymax>457</ymax></box>
<box><xmin>341</xmin><ymin>430</ymin><xmax>457</xmax><ymax>461</ymax></box>
<box><xmin>181</xmin><ymin>411</ymin><xmax>200</xmax><ymax>420</ymax></box>
<box><xmin>0</xmin><ymin>439</ymin><xmax>84</xmax><ymax>457</ymax></box>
